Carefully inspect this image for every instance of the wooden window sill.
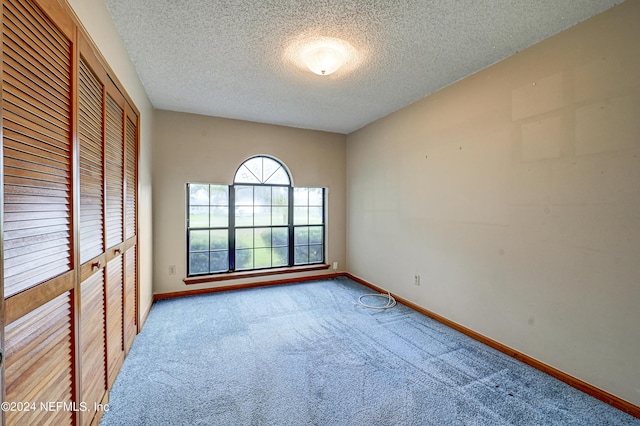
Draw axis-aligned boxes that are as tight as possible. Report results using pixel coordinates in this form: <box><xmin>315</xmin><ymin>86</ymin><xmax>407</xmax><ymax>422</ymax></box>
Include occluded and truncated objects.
<box><xmin>183</xmin><ymin>264</ymin><xmax>331</xmax><ymax>285</ymax></box>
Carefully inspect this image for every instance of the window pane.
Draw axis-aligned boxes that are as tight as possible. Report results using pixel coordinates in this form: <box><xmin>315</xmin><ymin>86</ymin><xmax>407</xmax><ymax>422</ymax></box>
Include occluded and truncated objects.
<box><xmin>255</xmin><ymin>228</ymin><xmax>272</xmax><ymax>248</ymax></box>
<box><xmin>309</xmin><ymin>226</ymin><xmax>323</xmax><ymax>244</ymax></box>
<box><xmin>309</xmin><ymin>245</ymin><xmax>323</xmax><ymax>263</ymax></box>
<box><xmin>235</xmin><ymin>206</ymin><xmax>253</xmax><ymax>226</ymax></box>
<box><xmin>294</xmin><ymin>188</ymin><xmax>308</xmax><ymax>206</ymax></box>
<box><xmin>254</xmin><ymin>186</ymin><xmax>271</xmax><ymax>205</ymax></box>
<box><xmin>294</xmin><ymin>246</ymin><xmax>309</xmax><ymax>265</ymax></box>
<box><xmin>309</xmin><ymin>207</ymin><xmax>323</xmax><ymax>225</ymax></box>
<box><xmin>210</xmin><ymin>206</ymin><xmax>228</xmax><ymax>227</ymax></box>
<box><xmin>210</xmin><ymin>251</ymin><xmax>229</xmax><ymax>273</ymax></box>
<box><xmin>272</xmin><ymin>247</ymin><xmax>288</xmax><ymax>267</ymax></box>
<box><xmin>309</xmin><ymin>188</ymin><xmax>323</xmax><ymax>206</ymax></box>
<box><xmin>189</xmin><ymin>184</ymin><xmax>209</xmax><ymax>206</ymax></box>
<box><xmin>262</xmin><ymin>159</ymin><xmax>280</xmax><ymax>183</ymax></box>
<box><xmin>190</xmin><ymin>230</ymin><xmax>209</xmax><ymax>251</ymax></box>
<box><xmin>245</xmin><ymin>157</ymin><xmax>264</xmax><ymax>182</ymax></box>
<box><xmin>236</xmin><ymin>229</ymin><xmax>254</xmax><ymax>249</ymax></box>
<box><xmin>210</xmin><ymin>230</ymin><xmax>228</xmax><ymax>250</ymax></box>
<box><xmin>265</xmin><ymin>167</ymin><xmax>290</xmax><ymax>185</ymax></box>
<box><xmin>189</xmin><ymin>206</ymin><xmax>209</xmax><ymax>228</ymax></box>
<box><xmin>294</xmin><ymin>227</ymin><xmax>308</xmax><ymax>246</ymax></box>
<box><xmin>294</xmin><ymin>207</ymin><xmax>308</xmax><ymax>225</ymax></box>
<box><xmin>210</xmin><ymin>185</ymin><xmax>229</xmax><ymax>205</ymax></box>
<box><xmin>190</xmin><ymin>253</ymin><xmax>209</xmax><ymax>274</ymax></box>
<box><xmin>235</xmin><ymin>165</ymin><xmax>260</xmax><ymax>183</ymax></box>
<box><xmin>236</xmin><ymin>249</ymin><xmax>253</xmax><ymax>270</ymax></box>
<box><xmin>272</xmin><ymin>207</ymin><xmax>288</xmax><ymax>225</ymax></box>
<box><xmin>272</xmin><ymin>228</ymin><xmax>288</xmax><ymax>247</ymax></box>
<box><xmin>235</xmin><ymin>186</ymin><xmax>253</xmax><ymax>205</ymax></box>
<box><xmin>254</xmin><ymin>206</ymin><xmax>271</xmax><ymax>226</ymax></box>
<box><xmin>272</xmin><ymin>187</ymin><xmax>288</xmax><ymax>205</ymax></box>
<box><xmin>254</xmin><ymin>248</ymin><xmax>271</xmax><ymax>269</ymax></box>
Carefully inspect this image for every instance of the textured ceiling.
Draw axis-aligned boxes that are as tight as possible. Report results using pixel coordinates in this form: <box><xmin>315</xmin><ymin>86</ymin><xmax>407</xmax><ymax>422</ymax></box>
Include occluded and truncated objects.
<box><xmin>103</xmin><ymin>0</ymin><xmax>622</xmax><ymax>134</ymax></box>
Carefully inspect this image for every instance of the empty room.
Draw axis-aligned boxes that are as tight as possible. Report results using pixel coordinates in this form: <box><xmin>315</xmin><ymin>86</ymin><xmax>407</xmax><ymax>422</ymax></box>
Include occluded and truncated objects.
<box><xmin>1</xmin><ymin>0</ymin><xmax>639</xmax><ymax>424</ymax></box>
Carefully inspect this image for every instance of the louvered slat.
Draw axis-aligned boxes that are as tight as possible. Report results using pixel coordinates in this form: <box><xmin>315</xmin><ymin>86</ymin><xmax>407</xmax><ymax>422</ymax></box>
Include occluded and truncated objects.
<box><xmin>2</xmin><ymin>0</ymin><xmax>72</xmax><ymax>297</ymax></box>
<box><xmin>124</xmin><ymin>246</ymin><xmax>137</xmax><ymax>352</ymax></box>
<box><xmin>79</xmin><ymin>57</ymin><xmax>105</xmax><ymax>263</ymax></box>
<box><xmin>81</xmin><ymin>271</ymin><xmax>107</xmax><ymax>426</ymax></box>
<box><xmin>105</xmin><ymin>94</ymin><xmax>123</xmax><ymax>249</ymax></box>
<box><xmin>5</xmin><ymin>291</ymin><xmax>74</xmax><ymax>426</ymax></box>
<box><xmin>125</xmin><ymin>116</ymin><xmax>136</xmax><ymax>240</ymax></box>
<box><xmin>6</xmin><ymin>0</ymin><xmax>71</xmax><ymax>61</ymax></box>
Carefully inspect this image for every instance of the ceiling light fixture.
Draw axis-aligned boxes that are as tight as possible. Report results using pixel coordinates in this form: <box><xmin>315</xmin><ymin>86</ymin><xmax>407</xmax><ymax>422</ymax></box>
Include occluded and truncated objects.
<box><xmin>285</xmin><ymin>36</ymin><xmax>362</xmax><ymax>78</ymax></box>
<box><xmin>303</xmin><ymin>46</ymin><xmax>345</xmax><ymax>76</ymax></box>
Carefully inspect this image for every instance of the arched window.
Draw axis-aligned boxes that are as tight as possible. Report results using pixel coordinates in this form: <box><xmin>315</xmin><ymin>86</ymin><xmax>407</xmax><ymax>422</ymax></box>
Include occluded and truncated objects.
<box><xmin>234</xmin><ymin>156</ymin><xmax>290</xmax><ymax>185</ymax></box>
<box><xmin>187</xmin><ymin>156</ymin><xmax>325</xmax><ymax>276</ymax></box>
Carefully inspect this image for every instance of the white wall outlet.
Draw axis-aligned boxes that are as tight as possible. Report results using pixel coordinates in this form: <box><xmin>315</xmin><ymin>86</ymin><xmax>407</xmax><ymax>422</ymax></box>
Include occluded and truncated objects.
<box><xmin>332</xmin><ymin>261</ymin><xmax>338</xmax><ymax>270</ymax></box>
<box><xmin>169</xmin><ymin>265</ymin><xmax>176</xmax><ymax>275</ymax></box>
<box><xmin>414</xmin><ymin>274</ymin><xmax>421</xmax><ymax>286</ymax></box>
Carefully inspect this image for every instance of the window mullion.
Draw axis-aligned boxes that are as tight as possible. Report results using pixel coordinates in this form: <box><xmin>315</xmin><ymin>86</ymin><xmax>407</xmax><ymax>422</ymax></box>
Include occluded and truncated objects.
<box><xmin>288</xmin><ymin>186</ymin><xmax>294</xmax><ymax>267</ymax></box>
<box><xmin>229</xmin><ymin>184</ymin><xmax>236</xmax><ymax>271</ymax></box>
<box><xmin>186</xmin><ymin>183</ymin><xmax>191</xmax><ymax>275</ymax></box>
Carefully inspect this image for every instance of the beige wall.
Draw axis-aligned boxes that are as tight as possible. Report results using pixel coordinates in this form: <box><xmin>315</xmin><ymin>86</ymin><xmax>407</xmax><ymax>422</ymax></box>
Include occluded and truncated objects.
<box><xmin>153</xmin><ymin>111</ymin><xmax>346</xmax><ymax>294</ymax></box>
<box><xmin>67</xmin><ymin>0</ymin><xmax>155</xmax><ymax>322</ymax></box>
<box><xmin>346</xmin><ymin>1</ymin><xmax>640</xmax><ymax>406</ymax></box>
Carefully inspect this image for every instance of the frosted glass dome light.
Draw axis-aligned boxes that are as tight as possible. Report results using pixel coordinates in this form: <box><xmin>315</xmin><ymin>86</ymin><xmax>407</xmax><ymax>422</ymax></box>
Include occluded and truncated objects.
<box><xmin>285</xmin><ymin>36</ymin><xmax>362</xmax><ymax>78</ymax></box>
<box><xmin>303</xmin><ymin>46</ymin><xmax>345</xmax><ymax>76</ymax></box>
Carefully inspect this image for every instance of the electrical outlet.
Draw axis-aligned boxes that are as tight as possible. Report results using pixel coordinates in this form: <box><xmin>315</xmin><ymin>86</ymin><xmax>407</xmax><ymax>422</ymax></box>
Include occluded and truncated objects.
<box><xmin>332</xmin><ymin>261</ymin><xmax>338</xmax><ymax>270</ymax></box>
<box><xmin>169</xmin><ymin>265</ymin><xmax>176</xmax><ymax>275</ymax></box>
<box><xmin>414</xmin><ymin>274</ymin><xmax>421</xmax><ymax>286</ymax></box>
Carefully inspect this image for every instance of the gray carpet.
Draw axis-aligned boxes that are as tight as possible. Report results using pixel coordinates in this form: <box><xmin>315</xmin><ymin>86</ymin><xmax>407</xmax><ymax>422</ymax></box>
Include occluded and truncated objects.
<box><xmin>100</xmin><ymin>278</ymin><xmax>639</xmax><ymax>425</ymax></box>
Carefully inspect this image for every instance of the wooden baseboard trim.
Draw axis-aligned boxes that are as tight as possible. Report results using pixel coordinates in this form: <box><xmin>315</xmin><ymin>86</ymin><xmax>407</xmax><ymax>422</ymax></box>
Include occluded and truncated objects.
<box><xmin>154</xmin><ymin>272</ymin><xmax>342</xmax><ymax>301</ymax></box>
<box><xmin>344</xmin><ymin>272</ymin><xmax>640</xmax><ymax>419</ymax></box>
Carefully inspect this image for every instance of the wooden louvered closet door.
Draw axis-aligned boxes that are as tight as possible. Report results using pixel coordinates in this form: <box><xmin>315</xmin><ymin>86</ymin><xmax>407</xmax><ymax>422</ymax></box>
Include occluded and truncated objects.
<box><xmin>104</xmin><ymin>86</ymin><xmax>124</xmax><ymax>388</ymax></box>
<box><xmin>5</xmin><ymin>293</ymin><xmax>75</xmax><ymax>425</ymax></box>
<box><xmin>2</xmin><ymin>0</ymin><xmax>73</xmax><ymax>298</ymax></box>
<box><xmin>2</xmin><ymin>0</ymin><xmax>75</xmax><ymax>424</ymax></box>
<box><xmin>123</xmin><ymin>112</ymin><xmax>137</xmax><ymax>353</ymax></box>
<box><xmin>78</xmin><ymin>36</ymin><xmax>108</xmax><ymax>426</ymax></box>
<box><xmin>1</xmin><ymin>0</ymin><xmax>140</xmax><ymax>424</ymax></box>
<box><xmin>105</xmin><ymin>90</ymin><xmax>124</xmax><ymax>251</ymax></box>
<box><xmin>79</xmin><ymin>53</ymin><xmax>105</xmax><ymax>265</ymax></box>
